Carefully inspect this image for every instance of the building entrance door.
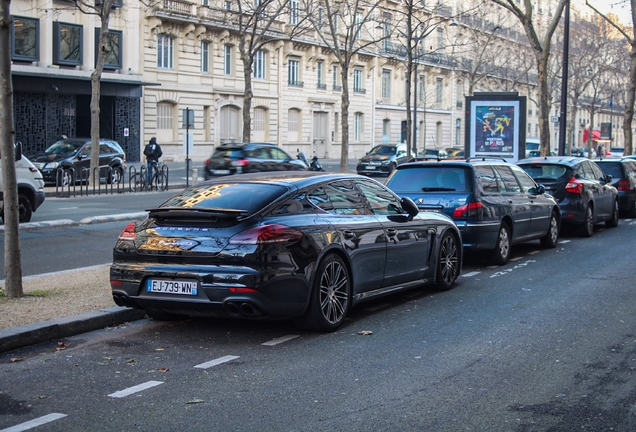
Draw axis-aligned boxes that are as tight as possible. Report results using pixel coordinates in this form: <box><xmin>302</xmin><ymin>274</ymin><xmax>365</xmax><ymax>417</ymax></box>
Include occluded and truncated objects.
<box><xmin>313</xmin><ymin>112</ymin><xmax>328</xmax><ymax>158</ymax></box>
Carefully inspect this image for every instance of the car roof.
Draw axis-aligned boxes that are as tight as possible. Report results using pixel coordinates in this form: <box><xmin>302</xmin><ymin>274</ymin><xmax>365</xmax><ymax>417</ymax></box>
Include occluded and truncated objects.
<box><xmin>199</xmin><ymin>171</ymin><xmax>370</xmax><ymax>189</ymax></box>
<box><xmin>217</xmin><ymin>142</ymin><xmax>277</xmax><ymax>148</ymax></box>
<box><xmin>397</xmin><ymin>157</ymin><xmax>514</xmax><ymax>169</ymax></box>
<box><xmin>517</xmin><ymin>156</ymin><xmax>586</xmax><ymax>166</ymax></box>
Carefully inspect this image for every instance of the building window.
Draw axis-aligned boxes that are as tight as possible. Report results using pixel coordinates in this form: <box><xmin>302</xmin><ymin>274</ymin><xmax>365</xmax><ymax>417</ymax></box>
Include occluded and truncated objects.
<box><xmin>200</xmin><ymin>41</ymin><xmax>209</xmax><ymax>72</ymax></box>
<box><xmin>157</xmin><ymin>103</ymin><xmax>173</xmax><ymax>130</ymax></box>
<box><xmin>288</xmin><ymin>59</ymin><xmax>301</xmax><ymax>86</ymax></box>
<box><xmin>317</xmin><ymin>61</ymin><xmax>325</xmax><ymax>89</ymax></box>
<box><xmin>332</xmin><ymin>64</ymin><xmax>340</xmax><ymax>91</ymax></box>
<box><xmin>353</xmin><ymin>69</ymin><xmax>363</xmax><ymax>93</ymax></box>
<box><xmin>11</xmin><ymin>16</ymin><xmax>39</xmax><ymax>62</ymax></box>
<box><xmin>53</xmin><ymin>22</ymin><xmax>83</xmax><ymax>66</ymax></box>
<box><xmin>253</xmin><ymin>108</ymin><xmax>265</xmax><ymax>131</ymax></box>
<box><xmin>157</xmin><ymin>34</ymin><xmax>173</xmax><ymax>69</ymax></box>
<box><xmin>382</xmin><ymin>119</ymin><xmax>390</xmax><ymax>143</ymax></box>
<box><xmin>317</xmin><ymin>7</ymin><xmax>323</xmax><ymax>28</ymax></box>
<box><xmin>289</xmin><ymin>0</ymin><xmax>299</xmax><ymax>24</ymax></box>
<box><xmin>354</xmin><ymin>113</ymin><xmax>363</xmax><ymax>141</ymax></box>
<box><xmin>288</xmin><ymin>108</ymin><xmax>299</xmax><ymax>132</ymax></box>
<box><xmin>202</xmin><ymin>0</ymin><xmax>208</xmax><ymax>5</ymax></box>
<box><xmin>456</xmin><ymin>80</ymin><xmax>463</xmax><ymax>108</ymax></box>
<box><xmin>436</xmin><ymin>121</ymin><xmax>442</xmax><ymax>146</ymax></box>
<box><xmin>225</xmin><ymin>0</ymin><xmax>232</xmax><ymax>10</ymax></box>
<box><xmin>254</xmin><ymin>49</ymin><xmax>266</xmax><ymax>79</ymax></box>
<box><xmin>355</xmin><ymin>12</ymin><xmax>362</xmax><ymax>39</ymax></box>
<box><xmin>95</xmin><ymin>28</ymin><xmax>122</xmax><ymax>70</ymax></box>
<box><xmin>419</xmin><ymin>74</ymin><xmax>425</xmax><ymax>103</ymax></box>
<box><xmin>381</xmin><ymin>69</ymin><xmax>391</xmax><ymax>99</ymax></box>
<box><xmin>437</xmin><ymin>28</ymin><xmax>444</xmax><ymax>49</ymax></box>
<box><xmin>436</xmin><ymin>77</ymin><xmax>443</xmax><ymax>104</ymax></box>
<box><xmin>224</xmin><ymin>44</ymin><xmax>232</xmax><ymax>75</ymax></box>
<box><xmin>456</xmin><ymin>118</ymin><xmax>461</xmax><ymax>146</ymax></box>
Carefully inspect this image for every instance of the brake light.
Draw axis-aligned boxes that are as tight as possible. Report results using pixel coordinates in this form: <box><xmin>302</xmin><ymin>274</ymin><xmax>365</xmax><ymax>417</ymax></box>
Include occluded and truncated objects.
<box><xmin>617</xmin><ymin>179</ymin><xmax>630</xmax><ymax>191</ymax></box>
<box><xmin>564</xmin><ymin>177</ymin><xmax>584</xmax><ymax>194</ymax></box>
<box><xmin>233</xmin><ymin>159</ymin><xmax>249</xmax><ymax>167</ymax></box>
<box><xmin>453</xmin><ymin>201</ymin><xmax>483</xmax><ymax>218</ymax></box>
<box><xmin>230</xmin><ymin>224</ymin><xmax>303</xmax><ymax>244</ymax></box>
<box><xmin>204</xmin><ymin>159</ymin><xmax>211</xmax><ymax>166</ymax></box>
<box><xmin>229</xmin><ymin>287</ymin><xmax>259</xmax><ymax>293</ymax></box>
<box><xmin>118</xmin><ymin>222</ymin><xmax>136</xmax><ymax>241</ymax></box>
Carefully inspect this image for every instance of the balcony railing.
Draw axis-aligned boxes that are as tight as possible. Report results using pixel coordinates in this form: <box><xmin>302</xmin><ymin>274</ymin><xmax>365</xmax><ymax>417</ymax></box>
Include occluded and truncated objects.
<box><xmin>288</xmin><ymin>81</ymin><xmax>304</xmax><ymax>88</ymax></box>
<box><xmin>333</xmin><ymin>85</ymin><xmax>342</xmax><ymax>91</ymax></box>
<box><xmin>354</xmin><ymin>87</ymin><xmax>366</xmax><ymax>94</ymax></box>
<box><xmin>317</xmin><ymin>83</ymin><xmax>327</xmax><ymax>90</ymax></box>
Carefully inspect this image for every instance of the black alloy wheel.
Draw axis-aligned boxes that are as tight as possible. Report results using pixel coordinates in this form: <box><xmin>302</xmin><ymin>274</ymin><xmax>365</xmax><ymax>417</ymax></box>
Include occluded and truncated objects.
<box><xmin>17</xmin><ymin>194</ymin><xmax>33</xmax><ymax>223</ymax></box>
<box><xmin>436</xmin><ymin>232</ymin><xmax>460</xmax><ymax>290</ymax></box>
<box><xmin>109</xmin><ymin>166</ymin><xmax>124</xmax><ymax>184</ymax></box>
<box><xmin>606</xmin><ymin>199</ymin><xmax>619</xmax><ymax>227</ymax></box>
<box><xmin>295</xmin><ymin>254</ymin><xmax>351</xmax><ymax>332</ymax></box>
<box><xmin>540</xmin><ymin>211</ymin><xmax>559</xmax><ymax>248</ymax></box>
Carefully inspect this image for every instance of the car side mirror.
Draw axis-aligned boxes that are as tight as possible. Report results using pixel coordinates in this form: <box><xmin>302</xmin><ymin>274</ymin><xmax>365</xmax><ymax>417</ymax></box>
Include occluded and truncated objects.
<box><xmin>533</xmin><ymin>184</ymin><xmax>546</xmax><ymax>194</ymax></box>
<box><xmin>14</xmin><ymin>142</ymin><xmax>22</xmax><ymax>161</ymax></box>
<box><xmin>605</xmin><ymin>174</ymin><xmax>613</xmax><ymax>182</ymax></box>
<box><xmin>400</xmin><ymin>197</ymin><xmax>419</xmax><ymax>220</ymax></box>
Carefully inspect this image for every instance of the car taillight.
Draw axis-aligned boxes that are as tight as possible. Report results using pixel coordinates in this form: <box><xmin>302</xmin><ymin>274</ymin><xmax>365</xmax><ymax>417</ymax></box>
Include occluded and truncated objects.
<box><xmin>564</xmin><ymin>177</ymin><xmax>584</xmax><ymax>194</ymax></box>
<box><xmin>229</xmin><ymin>224</ymin><xmax>303</xmax><ymax>244</ymax></box>
<box><xmin>453</xmin><ymin>201</ymin><xmax>483</xmax><ymax>218</ymax></box>
<box><xmin>617</xmin><ymin>179</ymin><xmax>630</xmax><ymax>191</ymax></box>
<box><xmin>233</xmin><ymin>159</ymin><xmax>249</xmax><ymax>167</ymax></box>
<box><xmin>204</xmin><ymin>159</ymin><xmax>211</xmax><ymax>166</ymax></box>
<box><xmin>118</xmin><ymin>222</ymin><xmax>136</xmax><ymax>241</ymax></box>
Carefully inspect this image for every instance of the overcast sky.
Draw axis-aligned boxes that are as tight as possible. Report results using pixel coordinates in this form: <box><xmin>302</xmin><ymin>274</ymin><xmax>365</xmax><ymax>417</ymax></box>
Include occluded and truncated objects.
<box><xmin>584</xmin><ymin>0</ymin><xmax>632</xmax><ymax>24</ymax></box>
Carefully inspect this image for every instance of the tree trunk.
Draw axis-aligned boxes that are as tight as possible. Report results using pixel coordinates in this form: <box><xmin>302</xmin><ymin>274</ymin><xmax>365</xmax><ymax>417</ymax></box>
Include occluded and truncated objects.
<box><xmin>340</xmin><ymin>67</ymin><xmax>350</xmax><ymax>173</ymax></box>
<box><xmin>89</xmin><ymin>0</ymin><xmax>114</xmax><ymax>185</ymax></box>
<box><xmin>567</xmin><ymin>94</ymin><xmax>579</xmax><ymax>156</ymax></box>
<box><xmin>0</xmin><ymin>0</ymin><xmax>24</xmax><ymax>298</ymax></box>
<box><xmin>242</xmin><ymin>51</ymin><xmax>254</xmax><ymax>143</ymax></box>
<box><xmin>624</xmin><ymin>43</ymin><xmax>636</xmax><ymax>155</ymax></box>
<box><xmin>537</xmin><ymin>50</ymin><xmax>552</xmax><ymax>157</ymax></box>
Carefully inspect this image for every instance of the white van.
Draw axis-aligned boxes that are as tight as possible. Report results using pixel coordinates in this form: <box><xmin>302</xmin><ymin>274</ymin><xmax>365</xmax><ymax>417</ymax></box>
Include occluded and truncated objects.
<box><xmin>525</xmin><ymin>138</ymin><xmax>540</xmax><ymax>157</ymax></box>
<box><xmin>0</xmin><ymin>143</ymin><xmax>46</xmax><ymax>223</ymax></box>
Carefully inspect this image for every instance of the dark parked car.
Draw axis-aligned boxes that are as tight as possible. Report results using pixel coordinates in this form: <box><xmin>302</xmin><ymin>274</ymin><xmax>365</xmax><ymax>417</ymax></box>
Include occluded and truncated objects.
<box><xmin>110</xmin><ymin>172</ymin><xmax>462</xmax><ymax>332</ymax></box>
<box><xmin>30</xmin><ymin>138</ymin><xmax>126</xmax><ymax>186</ymax></box>
<box><xmin>203</xmin><ymin>142</ymin><xmax>307</xmax><ymax>180</ymax></box>
<box><xmin>517</xmin><ymin>156</ymin><xmax>619</xmax><ymax>237</ymax></box>
<box><xmin>595</xmin><ymin>159</ymin><xmax>636</xmax><ymax>217</ymax></box>
<box><xmin>385</xmin><ymin>158</ymin><xmax>560</xmax><ymax>265</ymax></box>
<box><xmin>356</xmin><ymin>144</ymin><xmax>412</xmax><ymax>176</ymax></box>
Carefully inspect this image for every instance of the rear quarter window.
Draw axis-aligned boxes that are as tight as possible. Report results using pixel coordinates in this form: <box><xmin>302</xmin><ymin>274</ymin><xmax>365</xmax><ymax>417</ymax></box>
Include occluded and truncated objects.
<box><xmin>474</xmin><ymin>165</ymin><xmax>499</xmax><ymax>193</ymax></box>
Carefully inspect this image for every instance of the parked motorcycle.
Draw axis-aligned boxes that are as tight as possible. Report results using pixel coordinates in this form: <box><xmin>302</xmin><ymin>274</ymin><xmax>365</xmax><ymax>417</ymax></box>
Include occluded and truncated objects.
<box><xmin>297</xmin><ymin>151</ymin><xmax>325</xmax><ymax>172</ymax></box>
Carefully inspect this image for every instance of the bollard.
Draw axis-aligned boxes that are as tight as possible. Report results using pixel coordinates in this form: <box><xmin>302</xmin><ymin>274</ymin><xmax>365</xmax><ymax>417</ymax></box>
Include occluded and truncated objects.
<box><xmin>192</xmin><ymin>168</ymin><xmax>198</xmax><ymax>186</ymax></box>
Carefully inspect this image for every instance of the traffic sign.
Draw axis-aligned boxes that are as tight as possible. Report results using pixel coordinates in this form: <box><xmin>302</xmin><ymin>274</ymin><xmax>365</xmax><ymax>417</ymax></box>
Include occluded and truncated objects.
<box><xmin>550</xmin><ymin>116</ymin><xmax>559</xmax><ymax>123</ymax></box>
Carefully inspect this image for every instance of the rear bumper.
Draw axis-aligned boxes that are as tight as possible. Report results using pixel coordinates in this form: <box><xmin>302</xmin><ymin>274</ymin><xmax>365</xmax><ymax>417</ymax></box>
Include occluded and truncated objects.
<box><xmin>454</xmin><ymin>220</ymin><xmax>500</xmax><ymax>250</ymax></box>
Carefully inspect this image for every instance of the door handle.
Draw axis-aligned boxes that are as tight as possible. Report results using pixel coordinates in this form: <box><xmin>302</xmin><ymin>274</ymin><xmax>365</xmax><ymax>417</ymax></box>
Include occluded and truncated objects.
<box><xmin>386</xmin><ymin>228</ymin><xmax>397</xmax><ymax>237</ymax></box>
<box><xmin>342</xmin><ymin>230</ymin><xmax>355</xmax><ymax>239</ymax></box>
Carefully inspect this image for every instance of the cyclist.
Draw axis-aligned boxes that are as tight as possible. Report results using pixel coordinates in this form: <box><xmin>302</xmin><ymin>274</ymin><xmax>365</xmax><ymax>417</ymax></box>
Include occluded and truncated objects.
<box><xmin>143</xmin><ymin>137</ymin><xmax>162</xmax><ymax>182</ymax></box>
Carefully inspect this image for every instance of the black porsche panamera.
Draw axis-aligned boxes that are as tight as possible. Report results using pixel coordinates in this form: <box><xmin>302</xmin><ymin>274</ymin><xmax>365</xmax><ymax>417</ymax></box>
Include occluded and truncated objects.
<box><xmin>110</xmin><ymin>172</ymin><xmax>462</xmax><ymax>332</ymax></box>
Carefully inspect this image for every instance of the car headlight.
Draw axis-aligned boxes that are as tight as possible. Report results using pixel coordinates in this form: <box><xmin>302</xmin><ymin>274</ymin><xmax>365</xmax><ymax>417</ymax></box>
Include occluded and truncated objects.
<box><xmin>46</xmin><ymin>162</ymin><xmax>59</xmax><ymax>169</ymax></box>
<box><xmin>381</xmin><ymin>160</ymin><xmax>390</xmax><ymax>165</ymax></box>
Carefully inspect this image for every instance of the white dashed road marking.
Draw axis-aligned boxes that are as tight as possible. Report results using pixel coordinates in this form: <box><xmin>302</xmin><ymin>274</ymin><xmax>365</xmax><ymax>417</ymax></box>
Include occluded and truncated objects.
<box><xmin>194</xmin><ymin>355</ymin><xmax>240</xmax><ymax>369</ymax></box>
<box><xmin>108</xmin><ymin>381</ymin><xmax>164</xmax><ymax>398</ymax></box>
<box><xmin>261</xmin><ymin>335</ymin><xmax>299</xmax><ymax>346</ymax></box>
<box><xmin>559</xmin><ymin>239</ymin><xmax>571</xmax><ymax>244</ymax></box>
<box><xmin>0</xmin><ymin>413</ymin><xmax>67</xmax><ymax>432</ymax></box>
<box><xmin>462</xmin><ymin>271</ymin><xmax>481</xmax><ymax>277</ymax></box>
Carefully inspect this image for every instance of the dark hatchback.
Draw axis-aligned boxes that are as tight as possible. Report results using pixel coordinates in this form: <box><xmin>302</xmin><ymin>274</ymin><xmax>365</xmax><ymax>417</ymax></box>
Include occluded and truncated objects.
<box><xmin>203</xmin><ymin>142</ymin><xmax>307</xmax><ymax>180</ymax></box>
<box><xmin>110</xmin><ymin>172</ymin><xmax>462</xmax><ymax>332</ymax></box>
<box><xmin>30</xmin><ymin>138</ymin><xmax>126</xmax><ymax>186</ymax></box>
<box><xmin>517</xmin><ymin>156</ymin><xmax>619</xmax><ymax>237</ymax></box>
<box><xmin>595</xmin><ymin>158</ymin><xmax>636</xmax><ymax>217</ymax></box>
<box><xmin>356</xmin><ymin>144</ymin><xmax>412</xmax><ymax>176</ymax></box>
<box><xmin>385</xmin><ymin>158</ymin><xmax>560</xmax><ymax>265</ymax></box>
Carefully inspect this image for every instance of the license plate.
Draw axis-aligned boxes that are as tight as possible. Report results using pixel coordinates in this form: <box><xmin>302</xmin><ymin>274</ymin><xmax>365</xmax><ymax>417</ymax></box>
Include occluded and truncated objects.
<box><xmin>147</xmin><ymin>279</ymin><xmax>198</xmax><ymax>295</ymax></box>
<box><xmin>213</xmin><ymin>169</ymin><xmax>230</xmax><ymax>175</ymax></box>
<box><xmin>365</xmin><ymin>165</ymin><xmax>376</xmax><ymax>170</ymax></box>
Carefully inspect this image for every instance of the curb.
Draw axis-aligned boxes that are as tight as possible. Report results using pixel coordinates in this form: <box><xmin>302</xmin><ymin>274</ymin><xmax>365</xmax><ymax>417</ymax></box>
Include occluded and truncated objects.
<box><xmin>0</xmin><ymin>307</ymin><xmax>147</xmax><ymax>353</ymax></box>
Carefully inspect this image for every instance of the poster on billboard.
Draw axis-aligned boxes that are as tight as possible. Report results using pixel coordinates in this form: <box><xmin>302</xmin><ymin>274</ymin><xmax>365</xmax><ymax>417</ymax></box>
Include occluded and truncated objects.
<box><xmin>465</xmin><ymin>93</ymin><xmax>526</xmax><ymax>162</ymax></box>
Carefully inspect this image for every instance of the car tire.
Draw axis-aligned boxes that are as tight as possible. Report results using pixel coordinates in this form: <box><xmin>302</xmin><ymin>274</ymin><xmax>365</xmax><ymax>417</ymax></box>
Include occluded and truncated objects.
<box><xmin>17</xmin><ymin>194</ymin><xmax>33</xmax><ymax>223</ymax></box>
<box><xmin>491</xmin><ymin>222</ymin><xmax>511</xmax><ymax>265</ymax></box>
<box><xmin>387</xmin><ymin>163</ymin><xmax>397</xmax><ymax>176</ymax></box>
<box><xmin>540</xmin><ymin>211</ymin><xmax>559</xmax><ymax>248</ymax></box>
<box><xmin>627</xmin><ymin>197</ymin><xmax>636</xmax><ymax>218</ymax></box>
<box><xmin>578</xmin><ymin>205</ymin><xmax>594</xmax><ymax>237</ymax></box>
<box><xmin>294</xmin><ymin>254</ymin><xmax>351</xmax><ymax>332</ymax></box>
<box><xmin>108</xmin><ymin>166</ymin><xmax>123</xmax><ymax>184</ymax></box>
<box><xmin>436</xmin><ymin>232</ymin><xmax>460</xmax><ymax>290</ymax></box>
<box><xmin>145</xmin><ymin>310</ymin><xmax>185</xmax><ymax>321</ymax></box>
<box><xmin>59</xmin><ymin>169</ymin><xmax>74</xmax><ymax>187</ymax></box>
<box><xmin>606</xmin><ymin>199</ymin><xmax>619</xmax><ymax>228</ymax></box>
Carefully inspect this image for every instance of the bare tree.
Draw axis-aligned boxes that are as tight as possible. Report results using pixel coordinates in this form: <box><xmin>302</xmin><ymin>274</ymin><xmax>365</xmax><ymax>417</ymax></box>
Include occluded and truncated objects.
<box><xmin>583</xmin><ymin>61</ymin><xmax>614</xmax><ymax>158</ymax></box>
<box><xmin>303</xmin><ymin>0</ymin><xmax>384</xmax><ymax>172</ymax></box>
<box><xmin>487</xmin><ymin>0</ymin><xmax>567</xmax><ymax>156</ymax></box>
<box><xmin>0</xmin><ymin>0</ymin><xmax>24</xmax><ymax>297</ymax></box>
<box><xmin>585</xmin><ymin>0</ymin><xmax>635</xmax><ymax>155</ymax></box>
<box><xmin>233</xmin><ymin>0</ymin><xmax>309</xmax><ymax>142</ymax></box>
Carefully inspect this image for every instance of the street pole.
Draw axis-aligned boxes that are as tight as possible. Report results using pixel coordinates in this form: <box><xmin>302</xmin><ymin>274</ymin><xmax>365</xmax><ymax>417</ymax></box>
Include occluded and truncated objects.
<box><xmin>413</xmin><ymin>61</ymin><xmax>418</xmax><ymax>155</ymax></box>
<box><xmin>558</xmin><ymin>0</ymin><xmax>570</xmax><ymax>156</ymax></box>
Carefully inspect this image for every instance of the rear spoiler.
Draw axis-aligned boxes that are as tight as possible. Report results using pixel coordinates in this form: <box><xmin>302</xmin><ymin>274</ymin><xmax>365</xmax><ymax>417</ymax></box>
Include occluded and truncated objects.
<box><xmin>147</xmin><ymin>206</ymin><xmax>247</xmax><ymax>220</ymax></box>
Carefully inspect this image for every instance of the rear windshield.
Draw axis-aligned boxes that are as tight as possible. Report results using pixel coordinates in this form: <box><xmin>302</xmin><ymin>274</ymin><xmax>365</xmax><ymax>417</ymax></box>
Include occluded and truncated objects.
<box><xmin>597</xmin><ymin>163</ymin><xmax>623</xmax><ymax>179</ymax></box>
<box><xmin>388</xmin><ymin>166</ymin><xmax>469</xmax><ymax>193</ymax></box>
<box><xmin>161</xmin><ymin>183</ymin><xmax>288</xmax><ymax>215</ymax></box>
<box><xmin>518</xmin><ymin>164</ymin><xmax>568</xmax><ymax>181</ymax></box>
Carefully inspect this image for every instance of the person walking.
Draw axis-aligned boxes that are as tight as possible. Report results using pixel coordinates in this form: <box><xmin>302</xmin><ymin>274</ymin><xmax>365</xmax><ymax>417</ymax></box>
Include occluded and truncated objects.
<box><xmin>143</xmin><ymin>137</ymin><xmax>162</xmax><ymax>182</ymax></box>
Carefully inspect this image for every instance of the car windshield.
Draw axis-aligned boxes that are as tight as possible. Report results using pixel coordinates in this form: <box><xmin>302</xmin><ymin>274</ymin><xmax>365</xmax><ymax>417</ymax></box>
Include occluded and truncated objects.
<box><xmin>388</xmin><ymin>167</ymin><xmax>468</xmax><ymax>192</ymax></box>
<box><xmin>369</xmin><ymin>145</ymin><xmax>397</xmax><ymax>156</ymax></box>
<box><xmin>161</xmin><ymin>183</ymin><xmax>288</xmax><ymax>215</ymax></box>
<box><xmin>45</xmin><ymin>141</ymin><xmax>82</xmax><ymax>155</ymax></box>
<box><xmin>518</xmin><ymin>164</ymin><xmax>568</xmax><ymax>180</ymax></box>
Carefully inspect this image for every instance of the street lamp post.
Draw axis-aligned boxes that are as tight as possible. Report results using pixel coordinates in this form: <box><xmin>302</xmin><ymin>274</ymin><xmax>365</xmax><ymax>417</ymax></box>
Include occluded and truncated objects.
<box><xmin>558</xmin><ymin>0</ymin><xmax>570</xmax><ymax>156</ymax></box>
